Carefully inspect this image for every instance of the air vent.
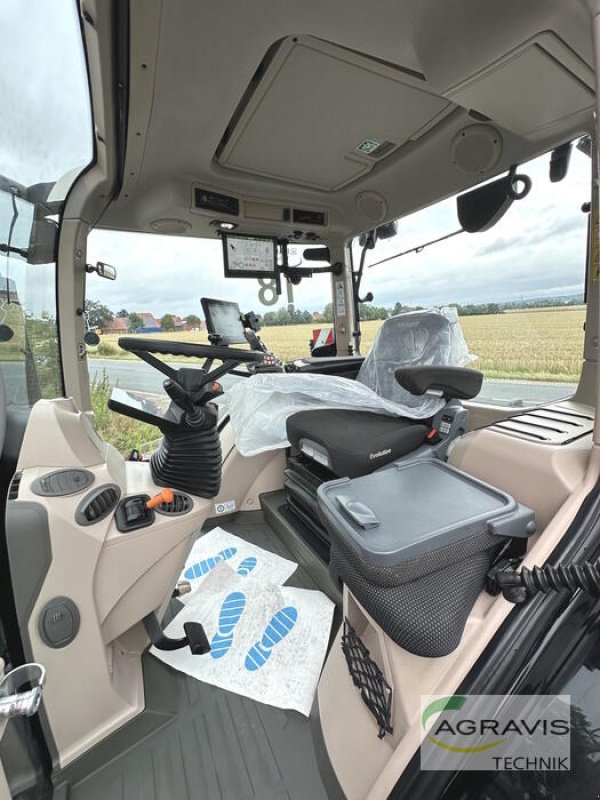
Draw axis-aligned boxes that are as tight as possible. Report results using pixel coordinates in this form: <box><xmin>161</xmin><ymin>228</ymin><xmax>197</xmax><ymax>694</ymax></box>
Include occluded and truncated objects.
<box><xmin>8</xmin><ymin>472</ymin><xmax>22</xmax><ymax>500</ymax></box>
<box><xmin>155</xmin><ymin>492</ymin><xmax>192</xmax><ymax>516</ymax></box>
<box><xmin>32</xmin><ymin>469</ymin><xmax>94</xmax><ymax>497</ymax></box>
<box><xmin>75</xmin><ymin>485</ymin><xmax>121</xmax><ymax>526</ymax></box>
<box><xmin>490</xmin><ymin>404</ymin><xmax>594</xmax><ymax>445</ymax></box>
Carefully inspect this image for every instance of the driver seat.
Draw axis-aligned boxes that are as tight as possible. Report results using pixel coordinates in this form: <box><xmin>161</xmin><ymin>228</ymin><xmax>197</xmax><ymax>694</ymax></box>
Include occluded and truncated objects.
<box><xmin>286</xmin><ymin>311</ymin><xmax>482</xmax><ymax>478</ymax></box>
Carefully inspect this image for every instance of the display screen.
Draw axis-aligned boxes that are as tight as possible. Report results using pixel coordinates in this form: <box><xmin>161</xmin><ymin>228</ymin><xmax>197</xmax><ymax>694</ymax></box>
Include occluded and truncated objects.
<box><xmin>201</xmin><ymin>297</ymin><xmax>247</xmax><ymax>345</ymax></box>
<box><xmin>222</xmin><ymin>233</ymin><xmax>278</xmax><ymax>278</ymax></box>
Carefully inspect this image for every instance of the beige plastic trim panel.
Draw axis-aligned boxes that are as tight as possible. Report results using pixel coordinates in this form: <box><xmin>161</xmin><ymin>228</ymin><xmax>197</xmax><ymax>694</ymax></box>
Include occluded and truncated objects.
<box><xmin>57</xmin><ymin>220</ymin><xmax>91</xmax><ymax>413</ymax></box>
<box><xmin>444</xmin><ymin>33</ymin><xmax>595</xmax><ymax>137</ymax></box>
<box><xmin>212</xmin><ymin>422</ymin><xmax>285</xmax><ymax>516</ymax></box>
<box><xmin>449</xmin><ymin>404</ymin><xmax>593</xmax><ymax>532</ymax></box>
<box><xmin>15</xmin><ymin>399</ymin><xmax>212</xmax><ymax>767</ymax></box>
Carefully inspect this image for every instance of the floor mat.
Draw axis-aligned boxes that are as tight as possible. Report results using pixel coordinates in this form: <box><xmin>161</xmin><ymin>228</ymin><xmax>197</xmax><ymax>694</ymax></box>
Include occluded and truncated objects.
<box><xmin>153</xmin><ymin>562</ymin><xmax>334</xmax><ymax>716</ymax></box>
<box><xmin>181</xmin><ymin>527</ymin><xmax>297</xmax><ymax>589</ymax></box>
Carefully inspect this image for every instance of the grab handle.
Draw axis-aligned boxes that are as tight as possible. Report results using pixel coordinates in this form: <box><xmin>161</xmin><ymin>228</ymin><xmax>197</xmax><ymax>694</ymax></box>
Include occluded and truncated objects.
<box><xmin>0</xmin><ymin>663</ymin><xmax>46</xmax><ymax>720</ymax></box>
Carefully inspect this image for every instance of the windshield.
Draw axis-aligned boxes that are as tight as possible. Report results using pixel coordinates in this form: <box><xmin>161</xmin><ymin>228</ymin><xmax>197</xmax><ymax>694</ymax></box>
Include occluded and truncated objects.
<box><xmin>353</xmin><ymin>145</ymin><xmax>589</xmax><ymax>406</ymax></box>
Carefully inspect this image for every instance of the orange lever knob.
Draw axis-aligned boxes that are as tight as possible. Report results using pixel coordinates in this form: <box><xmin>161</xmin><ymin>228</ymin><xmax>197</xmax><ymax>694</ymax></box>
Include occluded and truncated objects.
<box><xmin>146</xmin><ymin>488</ymin><xmax>174</xmax><ymax>509</ymax></box>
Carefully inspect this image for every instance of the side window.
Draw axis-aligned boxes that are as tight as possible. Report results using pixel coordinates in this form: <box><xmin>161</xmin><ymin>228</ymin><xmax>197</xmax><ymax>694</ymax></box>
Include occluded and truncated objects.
<box><xmin>355</xmin><ymin>144</ymin><xmax>589</xmax><ymax>407</ymax></box>
<box><xmin>0</xmin><ymin>2</ymin><xmax>92</xmax><ymax>407</ymax></box>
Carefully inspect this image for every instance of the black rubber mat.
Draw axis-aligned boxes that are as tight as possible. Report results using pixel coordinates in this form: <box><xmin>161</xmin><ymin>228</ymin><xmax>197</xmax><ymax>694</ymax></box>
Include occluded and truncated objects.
<box><xmin>58</xmin><ymin>511</ymin><xmax>341</xmax><ymax>800</ymax></box>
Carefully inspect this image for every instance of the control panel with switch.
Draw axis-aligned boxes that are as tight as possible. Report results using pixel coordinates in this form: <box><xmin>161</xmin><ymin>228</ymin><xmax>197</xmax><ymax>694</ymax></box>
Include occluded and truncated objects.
<box><xmin>115</xmin><ymin>489</ymin><xmax>174</xmax><ymax>533</ymax></box>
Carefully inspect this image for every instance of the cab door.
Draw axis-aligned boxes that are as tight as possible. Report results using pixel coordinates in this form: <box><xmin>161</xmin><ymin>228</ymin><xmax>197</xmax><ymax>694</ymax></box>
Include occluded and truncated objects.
<box><xmin>0</xmin><ymin>1</ymin><xmax>93</xmax><ymax>796</ymax></box>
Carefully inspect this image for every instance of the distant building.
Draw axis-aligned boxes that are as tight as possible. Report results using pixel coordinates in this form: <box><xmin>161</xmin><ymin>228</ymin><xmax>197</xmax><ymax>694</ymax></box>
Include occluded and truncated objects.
<box><xmin>102</xmin><ymin>317</ymin><xmax>128</xmax><ymax>335</ymax></box>
<box><xmin>127</xmin><ymin>311</ymin><xmax>207</xmax><ymax>334</ymax></box>
<box><xmin>137</xmin><ymin>312</ymin><xmax>161</xmax><ymax>331</ymax></box>
<box><xmin>181</xmin><ymin>321</ymin><xmax>207</xmax><ymax>332</ymax></box>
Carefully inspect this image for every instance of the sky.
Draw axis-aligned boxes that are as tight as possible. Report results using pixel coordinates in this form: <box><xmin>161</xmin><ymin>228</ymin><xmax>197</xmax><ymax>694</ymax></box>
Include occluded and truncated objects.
<box><xmin>0</xmin><ymin>1</ymin><xmax>591</xmax><ymax>321</ymax></box>
<box><xmin>86</xmin><ymin>147</ymin><xmax>590</xmax><ymax>318</ymax></box>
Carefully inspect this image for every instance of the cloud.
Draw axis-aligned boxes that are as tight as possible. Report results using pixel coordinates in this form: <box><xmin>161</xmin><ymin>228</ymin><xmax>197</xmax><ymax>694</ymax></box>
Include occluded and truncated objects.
<box><xmin>0</xmin><ymin>5</ymin><xmax>591</xmax><ymax>322</ymax></box>
<box><xmin>86</xmin><ymin>148</ymin><xmax>590</xmax><ymax>317</ymax></box>
<box><xmin>0</xmin><ymin>1</ymin><xmax>92</xmax><ymax>187</ymax></box>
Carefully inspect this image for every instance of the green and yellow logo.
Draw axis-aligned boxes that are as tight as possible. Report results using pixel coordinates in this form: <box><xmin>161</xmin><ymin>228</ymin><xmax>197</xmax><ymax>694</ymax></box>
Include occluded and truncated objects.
<box><xmin>422</xmin><ymin>696</ymin><xmax>505</xmax><ymax>754</ymax></box>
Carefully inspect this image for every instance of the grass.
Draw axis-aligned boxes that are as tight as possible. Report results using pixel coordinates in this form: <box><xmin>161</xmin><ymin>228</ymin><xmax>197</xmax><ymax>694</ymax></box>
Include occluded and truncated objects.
<box><xmin>90</xmin><ymin>372</ymin><xmax>161</xmax><ymax>455</ymax></box>
<box><xmin>90</xmin><ymin>308</ymin><xmax>586</xmax><ymax>383</ymax></box>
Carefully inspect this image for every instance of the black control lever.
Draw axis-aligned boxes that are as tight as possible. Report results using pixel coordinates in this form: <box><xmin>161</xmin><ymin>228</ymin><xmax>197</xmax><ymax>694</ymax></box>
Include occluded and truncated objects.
<box><xmin>143</xmin><ymin>612</ymin><xmax>211</xmax><ymax>656</ymax></box>
<box><xmin>164</xmin><ymin>378</ymin><xmax>197</xmax><ymax>415</ymax></box>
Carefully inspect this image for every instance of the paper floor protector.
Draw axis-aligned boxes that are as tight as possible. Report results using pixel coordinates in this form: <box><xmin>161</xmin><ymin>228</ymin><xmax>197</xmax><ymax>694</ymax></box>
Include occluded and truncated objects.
<box><xmin>180</xmin><ymin>527</ymin><xmax>297</xmax><ymax>589</ymax></box>
<box><xmin>153</xmin><ymin>563</ymin><xmax>334</xmax><ymax>716</ymax></box>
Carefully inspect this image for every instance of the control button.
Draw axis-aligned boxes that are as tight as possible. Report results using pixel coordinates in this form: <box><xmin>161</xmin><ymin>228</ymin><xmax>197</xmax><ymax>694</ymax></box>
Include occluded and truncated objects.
<box><xmin>39</xmin><ymin>597</ymin><xmax>80</xmax><ymax>648</ymax></box>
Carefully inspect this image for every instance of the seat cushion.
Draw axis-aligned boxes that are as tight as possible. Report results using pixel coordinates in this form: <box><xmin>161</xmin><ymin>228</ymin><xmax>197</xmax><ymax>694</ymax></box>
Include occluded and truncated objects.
<box><xmin>286</xmin><ymin>409</ymin><xmax>429</xmax><ymax>478</ymax></box>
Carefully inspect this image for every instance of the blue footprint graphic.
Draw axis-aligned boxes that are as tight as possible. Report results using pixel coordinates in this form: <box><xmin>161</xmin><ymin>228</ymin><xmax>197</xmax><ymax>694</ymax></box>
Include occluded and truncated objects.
<box><xmin>210</xmin><ymin>591</ymin><xmax>246</xmax><ymax>659</ymax></box>
<box><xmin>237</xmin><ymin>557</ymin><xmax>257</xmax><ymax>577</ymax></box>
<box><xmin>245</xmin><ymin>607</ymin><xmax>298</xmax><ymax>672</ymax></box>
<box><xmin>184</xmin><ymin>547</ymin><xmax>237</xmax><ymax>580</ymax></box>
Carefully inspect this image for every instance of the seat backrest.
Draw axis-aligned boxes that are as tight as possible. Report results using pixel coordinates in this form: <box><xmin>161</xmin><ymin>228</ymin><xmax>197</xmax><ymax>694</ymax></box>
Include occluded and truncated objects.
<box><xmin>356</xmin><ymin>310</ymin><xmax>464</xmax><ymax>408</ymax></box>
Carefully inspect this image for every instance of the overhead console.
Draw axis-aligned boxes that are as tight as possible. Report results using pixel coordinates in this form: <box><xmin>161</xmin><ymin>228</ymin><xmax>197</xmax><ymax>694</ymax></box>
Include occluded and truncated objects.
<box><xmin>191</xmin><ymin>183</ymin><xmax>329</xmax><ymax>238</ymax></box>
<box><xmin>215</xmin><ymin>36</ymin><xmax>452</xmax><ymax>191</ymax></box>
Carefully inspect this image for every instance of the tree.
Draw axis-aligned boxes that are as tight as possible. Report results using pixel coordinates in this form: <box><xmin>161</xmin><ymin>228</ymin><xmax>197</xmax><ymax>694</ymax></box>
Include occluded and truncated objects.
<box><xmin>116</xmin><ymin>309</ymin><xmax>129</xmax><ymax>318</ymax></box>
<box><xmin>392</xmin><ymin>301</ymin><xmax>403</xmax><ymax>316</ymax></box>
<box><xmin>160</xmin><ymin>313</ymin><xmax>176</xmax><ymax>331</ymax></box>
<box><xmin>322</xmin><ymin>302</ymin><xmax>334</xmax><ymax>323</ymax></box>
<box><xmin>128</xmin><ymin>312</ymin><xmax>143</xmax><ymax>331</ymax></box>
<box><xmin>184</xmin><ymin>314</ymin><xmax>202</xmax><ymax>326</ymax></box>
<box><xmin>85</xmin><ymin>299</ymin><xmax>114</xmax><ymax>329</ymax></box>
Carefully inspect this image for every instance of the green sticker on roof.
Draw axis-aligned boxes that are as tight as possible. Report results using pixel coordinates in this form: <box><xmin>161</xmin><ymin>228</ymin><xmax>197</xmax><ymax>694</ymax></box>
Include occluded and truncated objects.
<box><xmin>356</xmin><ymin>138</ymin><xmax>380</xmax><ymax>155</ymax></box>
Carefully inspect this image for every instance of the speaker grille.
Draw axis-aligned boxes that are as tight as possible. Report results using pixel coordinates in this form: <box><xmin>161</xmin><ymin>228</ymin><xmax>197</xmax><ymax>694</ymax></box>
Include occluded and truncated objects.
<box><xmin>451</xmin><ymin>124</ymin><xmax>502</xmax><ymax>175</ymax></box>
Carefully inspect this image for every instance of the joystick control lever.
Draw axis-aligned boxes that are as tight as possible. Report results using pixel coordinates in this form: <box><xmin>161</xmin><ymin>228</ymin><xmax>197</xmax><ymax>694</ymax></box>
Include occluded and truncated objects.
<box><xmin>164</xmin><ymin>378</ymin><xmax>196</xmax><ymax>415</ymax></box>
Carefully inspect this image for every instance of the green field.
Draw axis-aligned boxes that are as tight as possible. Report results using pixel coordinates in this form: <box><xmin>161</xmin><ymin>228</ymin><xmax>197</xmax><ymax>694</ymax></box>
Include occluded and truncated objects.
<box><xmin>91</xmin><ymin>307</ymin><xmax>585</xmax><ymax>383</ymax></box>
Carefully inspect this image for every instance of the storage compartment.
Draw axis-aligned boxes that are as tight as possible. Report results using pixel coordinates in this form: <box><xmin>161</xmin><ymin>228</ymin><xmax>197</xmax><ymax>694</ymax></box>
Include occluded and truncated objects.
<box><xmin>341</xmin><ymin>618</ymin><xmax>393</xmax><ymax>739</ymax></box>
<box><xmin>318</xmin><ymin>459</ymin><xmax>535</xmax><ymax>657</ymax></box>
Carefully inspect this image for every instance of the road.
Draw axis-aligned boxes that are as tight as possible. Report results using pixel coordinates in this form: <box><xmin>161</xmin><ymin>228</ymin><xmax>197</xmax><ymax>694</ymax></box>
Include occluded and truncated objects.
<box><xmin>88</xmin><ymin>359</ymin><xmax>578</xmax><ymax>407</ymax></box>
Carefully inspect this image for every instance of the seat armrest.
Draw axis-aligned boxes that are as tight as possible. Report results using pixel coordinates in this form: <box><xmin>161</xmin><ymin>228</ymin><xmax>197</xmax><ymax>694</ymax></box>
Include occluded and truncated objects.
<box><xmin>394</xmin><ymin>366</ymin><xmax>483</xmax><ymax>400</ymax></box>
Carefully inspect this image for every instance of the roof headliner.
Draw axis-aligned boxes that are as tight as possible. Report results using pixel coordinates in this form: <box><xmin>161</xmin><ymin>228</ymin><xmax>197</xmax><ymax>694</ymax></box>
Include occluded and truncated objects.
<box><xmin>94</xmin><ymin>0</ymin><xmax>595</xmax><ymax>245</ymax></box>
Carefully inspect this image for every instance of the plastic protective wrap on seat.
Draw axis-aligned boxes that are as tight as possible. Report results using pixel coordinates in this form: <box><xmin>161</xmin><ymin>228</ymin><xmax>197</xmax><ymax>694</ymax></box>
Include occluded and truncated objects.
<box><xmin>227</xmin><ymin>308</ymin><xmax>475</xmax><ymax>456</ymax></box>
<box><xmin>356</xmin><ymin>308</ymin><xmax>474</xmax><ymax>410</ymax></box>
<box><xmin>227</xmin><ymin>372</ymin><xmax>416</xmax><ymax>456</ymax></box>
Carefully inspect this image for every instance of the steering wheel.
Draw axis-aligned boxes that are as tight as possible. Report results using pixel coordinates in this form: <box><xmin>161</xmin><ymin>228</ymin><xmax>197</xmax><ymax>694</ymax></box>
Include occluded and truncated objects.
<box><xmin>118</xmin><ymin>336</ymin><xmax>265</xmax><ymax>391</ymax></box>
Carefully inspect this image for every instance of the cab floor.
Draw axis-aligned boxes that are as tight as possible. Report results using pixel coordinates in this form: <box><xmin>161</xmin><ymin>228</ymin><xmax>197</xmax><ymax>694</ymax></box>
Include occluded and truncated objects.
<box><xmin>56</xmin><ymin>509</ymin><xmax>341</xmax><ymax>800</ymax></box>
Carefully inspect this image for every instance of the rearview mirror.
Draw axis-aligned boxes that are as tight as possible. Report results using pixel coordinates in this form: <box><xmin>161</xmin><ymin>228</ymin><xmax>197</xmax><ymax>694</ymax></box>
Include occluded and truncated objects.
<box><xmin>86</xmin><ymin>261</ymin><xmax>117</xmax><ymax>281</ymax></box>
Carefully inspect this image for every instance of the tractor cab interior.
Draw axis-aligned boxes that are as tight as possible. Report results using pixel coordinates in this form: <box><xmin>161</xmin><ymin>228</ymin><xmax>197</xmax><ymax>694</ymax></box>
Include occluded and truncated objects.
<box><xmin>1</xmin><ymin>2</ymin><xmax>600</xmax><ymax>799</ymax></box>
